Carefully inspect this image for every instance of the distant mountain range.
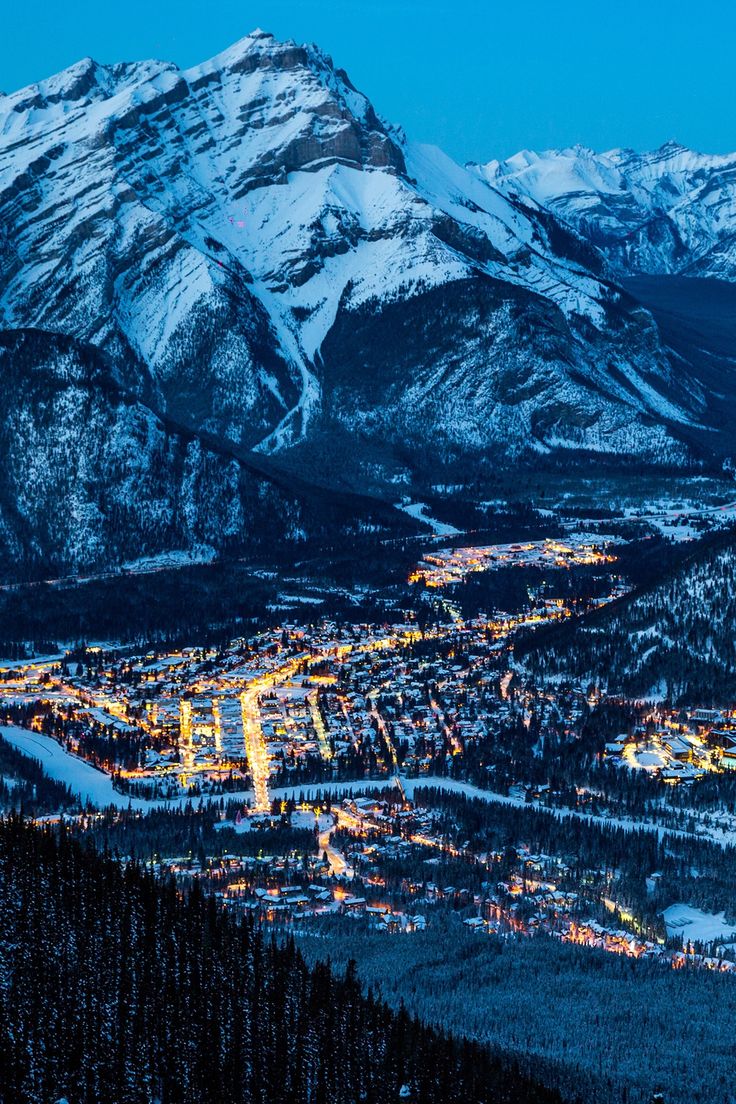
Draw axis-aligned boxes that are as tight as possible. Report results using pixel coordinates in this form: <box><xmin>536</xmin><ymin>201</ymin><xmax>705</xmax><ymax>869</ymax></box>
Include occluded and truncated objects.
<box><xmin>2</xmin><ymin>31</ymin><xmax>735</xmax><ymax>574</ymax></box>
<box><xmin>481</xmin><ymin>143</ymin><xmax>736</xmax><ymax>280</ymax></box>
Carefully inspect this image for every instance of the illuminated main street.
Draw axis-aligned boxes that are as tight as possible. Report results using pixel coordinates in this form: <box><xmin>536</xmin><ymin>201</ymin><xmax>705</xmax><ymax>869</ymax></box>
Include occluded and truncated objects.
<box><xmin>3</xmin><ymin>511</ymin><xmax>735</xmax><ymax>874</ymax></box>
<box><xmin>240</xmin><ymin>689</ymin><xmax>270</xmax><ymax>812</ymax></box>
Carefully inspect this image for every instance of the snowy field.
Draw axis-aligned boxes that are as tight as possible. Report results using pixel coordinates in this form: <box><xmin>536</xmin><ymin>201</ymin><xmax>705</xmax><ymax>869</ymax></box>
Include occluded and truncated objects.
<box><xmin>662</xmin><ymin>903</ymin><xmax>736</xmax><ymax>945</ymax></box>
<box><xmin>0</xmin><ymin>725</ymin><xmax>148</xmax><ymax>810</ymax></box>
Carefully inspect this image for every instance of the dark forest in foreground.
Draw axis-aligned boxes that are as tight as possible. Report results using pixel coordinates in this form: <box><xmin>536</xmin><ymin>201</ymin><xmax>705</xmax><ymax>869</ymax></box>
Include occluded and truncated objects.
<box><xmin>0</xmin><ymin>818</ymin><xmax>561</xmax><ymax>1104</ymax></box>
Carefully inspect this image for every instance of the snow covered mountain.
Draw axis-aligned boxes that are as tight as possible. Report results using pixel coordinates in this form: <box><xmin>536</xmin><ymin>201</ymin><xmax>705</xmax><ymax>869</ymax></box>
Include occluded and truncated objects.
<box><xmin>479</xmin><ymin>143</ymin><xmax>736</xmax><ymax>281</ymax></box>
<box><xmin>0</xmin><ymin>33</ymin><xmax>717</xmax><ymax>468</ymax></box>
<box><xmin>2</xmin><ymin>33</ymin><xmax>736</xmax><ymax>573</ymax></box>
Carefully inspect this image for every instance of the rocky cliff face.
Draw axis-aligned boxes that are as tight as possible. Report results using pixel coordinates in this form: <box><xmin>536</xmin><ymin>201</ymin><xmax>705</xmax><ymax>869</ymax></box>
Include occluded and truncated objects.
<box><xmin>1</xmin><ymin>33</ymin><xmax>715</xmax><ymax>466</ymax></box>
<box><xmin>0</xmin><ymin>31</ymin><xmax>414</xmax><ymax>453</ymax></box>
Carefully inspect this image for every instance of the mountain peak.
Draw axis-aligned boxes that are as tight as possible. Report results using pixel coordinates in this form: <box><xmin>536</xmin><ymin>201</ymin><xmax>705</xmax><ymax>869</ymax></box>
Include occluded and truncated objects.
<box><xmin>5</xmin><ymin>53</ymin><xmax>178</xmax><ymax>116</ymax></box>
<box><xmin>204</xmin><ymin>27</ymin><xmax>278</xmax><ymax>64</ymax></box>
<box><xmin>196</xmin><ymin>27</ymin><xmax>329</xmax><ymax>75</ymax></box>
<box><xmin>7</xmin><ymin>54</ymin><xmax>101</xmax><ymax>106</ymax></box>
<box><xmin>657</xmin><ymin>138</ymin><xmax>687</xmax><ymax>153</ymax></box>
<box><xmin>0</xmin><ymin>27</ymin><xmax>726</xmax><ymax>511</ymax></box>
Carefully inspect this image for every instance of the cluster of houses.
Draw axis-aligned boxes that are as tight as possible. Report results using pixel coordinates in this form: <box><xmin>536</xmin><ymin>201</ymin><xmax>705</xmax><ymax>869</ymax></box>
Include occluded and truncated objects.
<box><xmin>154</xmin><ymin>847</ymin><xmax>327</xmax><ymax>885</ymax></box>
<box><xmin>3</xmin><ymin>613</ymin><xmax>581</xmax><ymax>800</ymax></box>
<box><xmin>1</xmin><ymin>583</ymin><xmax>632</xmax><ymax>810</ymax></box>
<box><xmin>233</xmin><ymin>882</ymin><xmax>428</xmax><ymax>932</ymax></box>
<box><xmin>604</xmin><ymin>707</ymin><xmax>736</xmax><ymax>783</ymax></box>
<box><xmin>409</xmin><ymin>536</ymin><xmax>616</xmax><ymax>589</ymax></box>
<box><xmin>220</xmin><ymin>875</ymin><xmax>427</xmax><ymax>934</ymax></box>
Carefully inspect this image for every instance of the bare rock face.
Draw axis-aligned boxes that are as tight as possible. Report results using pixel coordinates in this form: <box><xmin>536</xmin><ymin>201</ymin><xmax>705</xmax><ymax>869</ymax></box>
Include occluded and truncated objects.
<box><xmin>2</xmin><ymin>30</ymin><xmax>715</xmax><ymax>465</ymax></box>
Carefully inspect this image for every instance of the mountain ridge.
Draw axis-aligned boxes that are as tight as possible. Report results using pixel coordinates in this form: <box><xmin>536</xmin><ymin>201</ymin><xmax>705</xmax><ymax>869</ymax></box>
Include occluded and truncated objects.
<box><xmin>1</xmin><ymin>30</ymin><xmax>715</xmax><ymax>458</ymax></box>
<box><xmin>0</xmin><ymin>327</ymin><xmax>420</xmax><ymax>578</ymax></box>
<box><xmin>2</xmin><ymin>31</ymin><xmax>736</xmax><ymax>575</ymax></box>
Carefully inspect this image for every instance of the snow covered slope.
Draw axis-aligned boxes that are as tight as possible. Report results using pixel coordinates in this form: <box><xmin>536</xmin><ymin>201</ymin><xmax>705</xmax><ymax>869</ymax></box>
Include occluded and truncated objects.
<box><xmin>479</xmin><ymin>143</ymin><xmax>736</xmax><ymax>281</ymax></box>
<box><xmin>0</xmin><ymin>33</ymin><xmax>718</xmax><ymax>471</ymax></box>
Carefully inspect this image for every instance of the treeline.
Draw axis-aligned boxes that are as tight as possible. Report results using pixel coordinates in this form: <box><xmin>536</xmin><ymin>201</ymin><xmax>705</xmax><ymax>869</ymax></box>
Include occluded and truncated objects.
<box><xmin>0</xmin><ymin>816</ymin><xmax>562</xmax><ymax>1104</ymax></box>
<box><xmin>3</xmin><ymin>700</ymin><xmax>150</xmax><ymax>774</ymax></box>
<box><xmin>442</xmin><ymin>691</ymin><xmax>736</xmax><ymax>826</ymax></box>
<box><xmin>0</xmin><ymin>530</ymin><xmax>419</xmax><ymax>652</ymax></box>
<box><xmin>0</xmin><ymin>562</ymin><xmax>273</xmax><ymax>651</ymax></box>
<box><xmin>519</xmin><ymin>537</ymin><xmax>736</xmax><ymax>702</ymax></box>
<box><xmin>64</xmin><ymin>805</ymin><xmax>316</xmax><ymax>863</ymax></box>
<box><xmin>297</xmin><ymin>917</ymin><xmax>736</xmax><ymax>1104</ymax></box>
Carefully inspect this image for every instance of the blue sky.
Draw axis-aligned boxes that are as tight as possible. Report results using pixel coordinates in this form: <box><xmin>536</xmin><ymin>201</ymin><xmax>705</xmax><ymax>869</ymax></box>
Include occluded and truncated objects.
<box><xmin>3</xmin><ymin>0</ymin><xmax>735</xmax><ymax>162</ymax></box>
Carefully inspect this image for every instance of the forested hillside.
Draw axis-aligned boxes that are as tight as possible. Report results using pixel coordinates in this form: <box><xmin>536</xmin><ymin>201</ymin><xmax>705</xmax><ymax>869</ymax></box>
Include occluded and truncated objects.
<box><xmin>0</xmin><ymin>733</ymin><xmax>78</xmax><ymax>816</ymax></box>
<box><xmin>0</xmin><ymin>329</ymin><xmax>416</xmax><ymax>579</ymax></box>
<box><xmin>300</xmin><ymin>920</ymin><xmax>736</xmax><ymax>1104</ymax></box>
<box><xmin>521</xmin><ymin>538</ymin><xmax>736</xmax><ymax>701</ymax></box>
<box><xmin>0</xmin><ymin>817</ymin><xmax>561</xmax><ymax>1104</ymax></box>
